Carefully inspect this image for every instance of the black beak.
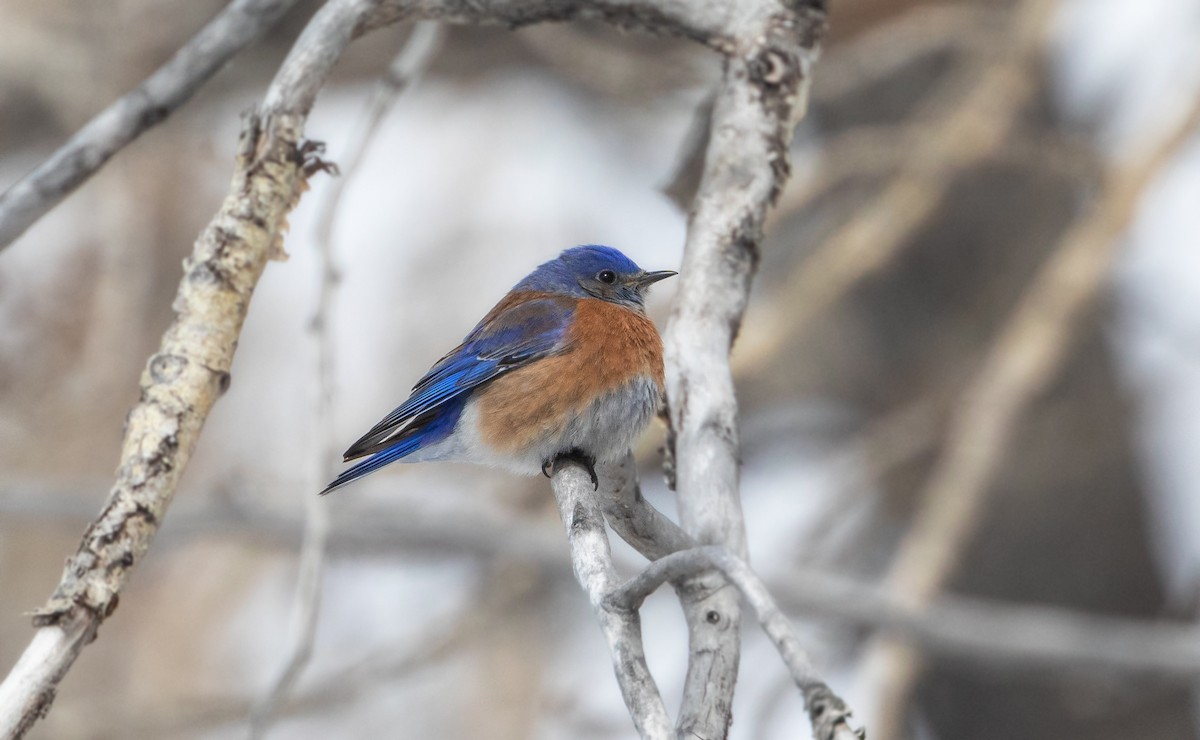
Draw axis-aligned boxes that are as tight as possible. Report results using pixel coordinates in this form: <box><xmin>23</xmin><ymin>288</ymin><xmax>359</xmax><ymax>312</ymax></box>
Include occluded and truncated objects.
<box><xmin>635</xmin><ymin>270</ymin><xmax>677</xmax><ymax>288</ymax></box>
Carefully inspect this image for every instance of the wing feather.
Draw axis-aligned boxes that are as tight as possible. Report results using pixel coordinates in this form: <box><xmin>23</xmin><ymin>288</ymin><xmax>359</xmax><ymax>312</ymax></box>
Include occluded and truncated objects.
<box><xmin>341</xmin><ymin>294</ymin><xmax>575</xmax><ymax>461</ymax></box>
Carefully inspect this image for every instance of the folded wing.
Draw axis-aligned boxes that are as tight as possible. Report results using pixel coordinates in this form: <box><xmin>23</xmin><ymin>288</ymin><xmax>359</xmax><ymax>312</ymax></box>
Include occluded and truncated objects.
<box><xmin>341</xmin><ymin>293</ymin><xmax>576</xmax><ymax>462</ymax></box>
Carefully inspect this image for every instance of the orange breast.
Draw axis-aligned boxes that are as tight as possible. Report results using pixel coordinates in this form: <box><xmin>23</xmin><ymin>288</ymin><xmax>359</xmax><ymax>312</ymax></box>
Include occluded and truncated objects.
<box><xmin>475</xmin><ymin>299</ymin><xmax>664</xmax><ymax>454</ymax></box>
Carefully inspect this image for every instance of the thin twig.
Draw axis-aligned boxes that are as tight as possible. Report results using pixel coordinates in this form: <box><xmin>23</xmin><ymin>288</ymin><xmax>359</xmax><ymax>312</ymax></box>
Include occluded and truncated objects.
<box><xmin>771</xmin><ymin>566</ymin><xmax>1200</xmax><ymax>682</ymax></box>
<box><xmin>0</xmin><ymin>0</ymin><xmax>302</xmax><ymax>252</ymax></box>
<box><xmin>810</xmin><ymin>4</ymin><xmax>1004</xmax><ymax>104</ymax></box>
<box><xmin>863</xmin><ymin>93</ymin><xmax>1200</xmax><ymax>740</ymax></box>
<box><xmin>607</xmin><ymin>546</ymin><xmax>862</xmax><ymax>740</ymax></box>
<box><xmin>248</xmin><ymin>21</ymin><xmax>444</xmax><ymax>738</ymax></box>
<box><xmin>311</xmin><ymin>21</ymin><xmax>444</xmax><ymax>253</ymax></box>
<box><xmin>773</xmin><ymin>125</ymin><xmax>1099</xmax><ymax>229</ymax></box>
<box><xmin>0</xmin><ymin>481</ymin><xmax>575</xmax><ymax>568</ymax></box>
<box><xmin>72</xmin><ymin>591</ymin><xmax>498</xmax><ymax>740</ymax></box>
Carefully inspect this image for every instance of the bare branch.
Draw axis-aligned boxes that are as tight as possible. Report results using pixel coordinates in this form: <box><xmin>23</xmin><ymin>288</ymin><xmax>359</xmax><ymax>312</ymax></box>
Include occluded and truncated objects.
<box><xmin>0</xmin><ymin>0</ymin><xmax>302</xmax><ymax>252</ymax></box>
<box><xmin>549</xmin><ymin>459</ymin><xmax>673</xmax><ymax>740</ymax></box>
<box><xmin>370</xmin><ymin>0</ymin><xmax>747</xmax><ymax>46</ymax></box>
<box><xmin>596</xmin><ymin>452</ymin><xmax>692</xmax><ymax>561</ymax></box>
<box><xmin>863</xmin><ymin>91</ymin><xmax>1200</xmax><ymax>740</ymax></box>
<box><xmin>608</xmin><ymin>546</ymin><xmax>862</xmax><ymax>740</ymax></box>
<box><xmin>0</xmin><ymin>1</ymin><xmax>383</xmax><ymax>736</ymax></box>
<box><xmin>661</xmin><ymin>1</ymin><xmax>827</xmax><ymax>734</ymax></box>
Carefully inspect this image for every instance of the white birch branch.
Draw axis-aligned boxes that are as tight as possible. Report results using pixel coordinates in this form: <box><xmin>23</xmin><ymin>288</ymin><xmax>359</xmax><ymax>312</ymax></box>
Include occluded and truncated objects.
<box><xmin>0</xmin><ymin>0</ymin><xmax>302</xmax><ymax>252</ymax></box>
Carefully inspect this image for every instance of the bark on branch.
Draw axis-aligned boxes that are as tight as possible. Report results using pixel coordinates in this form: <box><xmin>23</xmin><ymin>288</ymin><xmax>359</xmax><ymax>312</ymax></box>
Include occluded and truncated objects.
<box><xmin>609</xmin><ymin>546</ymin><xmax>863</xmax><ymax>740</ymax></box>
<box><xmin>661</xmin><ymin>2</ymin><xmax>826</xmax><ymax>734</ymax></box>
<box><xmin>549</xmin><ymin>460</ymin><xmax>674</xmax><ymax>739</ymax></box>
<box><xmin>0</xmin><ymin>1</ymin><xmax>381</xmax><ymax>737</ymax></box>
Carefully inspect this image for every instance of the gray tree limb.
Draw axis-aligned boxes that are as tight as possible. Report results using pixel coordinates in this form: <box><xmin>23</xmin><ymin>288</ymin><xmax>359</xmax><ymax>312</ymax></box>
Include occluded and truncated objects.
<box><xmin>596</xmin><ymin>453</ymin><xmax>692</xmax><ymax>561</ymax></box>
<box><xmin>609</xmin><ymin>546</ymin><xmax>862</xmax><ymax>740</ymax></box>
<box><xmin>0</xmin><ymin>0</ymin><xmax>302</xmax><ymax>252</ymax></box>
<box><xmin>661</xmin><ymin>2</ymin><xmax>826</xmax><ymax>735</ymax></box>
<box><xmin>0</xmin><ymin>1</ymin><xmax>382</xmax><ymax>736</ymax></box>
<box><xmin>549</xmin><ymin>459</ymin><xmax>674</xmax><ymax>740</ymax></box>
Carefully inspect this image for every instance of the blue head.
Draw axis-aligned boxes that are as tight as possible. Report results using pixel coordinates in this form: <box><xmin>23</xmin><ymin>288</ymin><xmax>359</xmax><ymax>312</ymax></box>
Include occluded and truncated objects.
<box><xmin>514</xmin><ymin>245</ymin><xmax>676</xmax><ymax>309</ymax></box>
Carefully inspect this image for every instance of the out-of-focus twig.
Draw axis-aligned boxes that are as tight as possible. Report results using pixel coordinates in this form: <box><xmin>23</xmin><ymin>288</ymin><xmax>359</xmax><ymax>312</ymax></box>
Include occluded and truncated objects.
<box><xmin>0</xmin><ymin>481</ymin><xmax>575</xmax><ymax>569</ymax></box>
<box><xmin>734</xmin><ymin>0</ymin><xmax>1057</xmax><ymax>373</ymax></box>
<box><xmin>863</xmin><ymin>94</ymin><xmax>1200</xmax><ymax>740</ymax></box>
<box><xmin>248</xmin><ymin>21</ymin><xmax>444</xmax><ymax>739</ymax></box>
<box><xmin>771</xmin><ymin>565</ymin><xmax>1200</xmax><ymax>683</ymax></box>
<box><xmin>775</xmin><ymin>126</ymin><xmax>1099</xmax><ymax>227</ymax></box>
<box><xmin>311</xmin><ymin>21</ymin><xmax>444</xmax><ymax>254</ymax></box>
<box><xmin>811</xmin><ymin>4</ymin><xmax>1004</xmax><ymax>105</ymax></box>
<box><xmin>67</xmin><ymin>588</ymin><xmax>500</xmax><ymax>740</ymax></box>
<box><xmin>0</xmin><ymin>0</ymin><xmax>302</xmax><ymax>252</ymax></box>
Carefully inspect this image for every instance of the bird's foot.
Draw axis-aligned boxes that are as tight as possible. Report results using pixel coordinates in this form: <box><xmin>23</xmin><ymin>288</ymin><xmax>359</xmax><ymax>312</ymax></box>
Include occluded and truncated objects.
<box><xmin>543</xmin><ymin>449</ymin><xmax>599</xmax><ymax>490</ymax></box>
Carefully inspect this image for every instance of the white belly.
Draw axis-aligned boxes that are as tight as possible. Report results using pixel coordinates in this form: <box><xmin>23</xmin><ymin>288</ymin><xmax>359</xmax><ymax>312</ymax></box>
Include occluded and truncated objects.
<box><xmin>432</xmin><ymin>374</ymin><xmax>662</xmax><ymax>475</ymax></box>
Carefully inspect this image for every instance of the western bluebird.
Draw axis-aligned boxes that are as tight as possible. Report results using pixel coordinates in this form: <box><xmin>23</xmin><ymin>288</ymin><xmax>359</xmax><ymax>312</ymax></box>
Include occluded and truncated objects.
<box><xmin>321</xmin><ymin>245</ymin><xmax>676</xmax><ymax>494</ymax></box>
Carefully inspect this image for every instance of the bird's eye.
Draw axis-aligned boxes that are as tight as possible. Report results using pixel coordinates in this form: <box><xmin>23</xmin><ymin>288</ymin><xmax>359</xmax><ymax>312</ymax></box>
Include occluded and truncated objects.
<box><xmin>597</xmin><ymin>270</ymin><xmax>617</xmax><ymax>284</ymax></box>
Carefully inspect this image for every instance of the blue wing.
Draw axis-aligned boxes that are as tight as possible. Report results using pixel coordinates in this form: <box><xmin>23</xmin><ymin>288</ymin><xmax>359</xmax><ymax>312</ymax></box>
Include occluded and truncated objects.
<box><xmin>321</xmin><ymin>294</ymin><xmax>575</xmax><ymax>494</ymax></box>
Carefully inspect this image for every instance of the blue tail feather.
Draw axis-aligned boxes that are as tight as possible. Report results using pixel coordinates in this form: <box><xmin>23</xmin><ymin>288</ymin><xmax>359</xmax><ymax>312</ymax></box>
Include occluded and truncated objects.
<box><xmin>320</xmin><ymin>399</ymin><xmax>463</xmax><ymax>495</ymax></box>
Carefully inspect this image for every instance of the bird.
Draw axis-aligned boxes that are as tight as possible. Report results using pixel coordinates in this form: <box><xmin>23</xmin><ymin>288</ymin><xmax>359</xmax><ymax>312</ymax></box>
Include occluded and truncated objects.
<box><xmin>321</xmin><ymin>245</ymin><xmax>677</xmax><ymax>494</ymax></box>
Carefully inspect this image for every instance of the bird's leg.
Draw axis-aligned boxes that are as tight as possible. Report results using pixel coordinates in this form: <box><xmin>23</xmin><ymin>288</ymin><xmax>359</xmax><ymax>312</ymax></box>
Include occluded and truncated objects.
<box><xmin>543</xmin><ymin>449</ymin><xmax>599</xmax><ymax>490</ymax></box>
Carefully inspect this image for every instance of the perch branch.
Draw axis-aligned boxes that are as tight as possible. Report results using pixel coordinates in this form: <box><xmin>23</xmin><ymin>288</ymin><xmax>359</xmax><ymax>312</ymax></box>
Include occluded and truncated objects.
<box><xmin>549</xmin><ymin>459</ymin><xmax>673</xmax><ymax>740</ymax></box>
<box><xmin>596</xmin><ymin>452</ymin><xmax>692</xmax><ymax>561</ymax></box>
<box><xmin>0</xmin><ymin>1</ymin><xmax>382</xmax><ymax>737</ymax></box>
<box><xmin>864</xmin><ymin>92</ymin><xmax>1200</xmax><ymax>740</ymax></box>
<box><xmin>0</xmin><ymin>0</ymin><xmax>302</xmax><ymax>252</ymax></box>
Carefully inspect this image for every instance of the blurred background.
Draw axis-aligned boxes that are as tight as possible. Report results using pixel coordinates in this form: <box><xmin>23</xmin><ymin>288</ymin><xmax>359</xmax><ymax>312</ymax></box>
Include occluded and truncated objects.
<box><xmin>3</xmin><ymin>0</ymin><xmax>1200</xmax><ymax>738</ymax></box>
